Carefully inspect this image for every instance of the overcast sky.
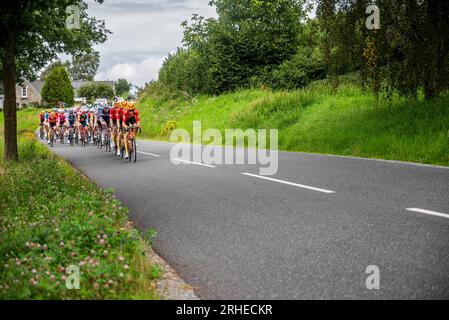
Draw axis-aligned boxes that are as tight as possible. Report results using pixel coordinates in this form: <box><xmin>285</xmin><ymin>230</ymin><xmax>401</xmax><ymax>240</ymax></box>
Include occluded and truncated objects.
<box><xmin>86</xmin><ymin>0</ymin><xmax>217</xmax><ymax>87</ymax></box>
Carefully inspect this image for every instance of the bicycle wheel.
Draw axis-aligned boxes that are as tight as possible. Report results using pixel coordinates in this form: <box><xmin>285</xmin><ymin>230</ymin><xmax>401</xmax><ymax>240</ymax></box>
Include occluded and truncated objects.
<box><xmin>50</xmin><ymin>129</ymin><xmax>54</xmax><ymax>147</ymax></box>
<box><xmin>60</xmin><ymin>128</ymin><xmax>64</xmax><ymax>144</ymax></box>
<box><xmin>131</xmin><ymin>138</ymin><xmax>137</xmax><ymax>163</ymax></box>
<box><xmin>97</xmin><ymin>130</ymin><xmax>102</xmax><ymax>149</ymax></box>
<box><xmin>69</xmin><ymin>129</ymin><xmax>74</xmax><ymax>147</ymax></box>
<box><xmin>105</xmin><ymin>132</ymin><xmax>111</xmax><ymax>152</ymax></box>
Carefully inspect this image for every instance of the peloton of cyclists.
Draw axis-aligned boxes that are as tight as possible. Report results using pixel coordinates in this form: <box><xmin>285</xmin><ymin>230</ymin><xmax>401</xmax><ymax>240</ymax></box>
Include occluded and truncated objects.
<box><xmin>38</xmin><ymin>98</ymin><xmax>141</xmax><ymax>158</ymax></box>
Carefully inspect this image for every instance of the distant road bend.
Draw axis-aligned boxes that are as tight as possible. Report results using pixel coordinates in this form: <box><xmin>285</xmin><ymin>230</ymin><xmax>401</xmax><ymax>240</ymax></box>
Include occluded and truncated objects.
<box><xmin>44</xmin><ymin>138</ymin><xmax>449</xmax><ymax>299</ymax></box>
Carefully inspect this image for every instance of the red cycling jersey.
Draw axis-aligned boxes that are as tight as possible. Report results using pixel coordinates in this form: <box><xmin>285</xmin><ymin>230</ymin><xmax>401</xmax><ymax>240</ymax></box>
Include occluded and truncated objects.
<box><xmin>122</xmin><ymin>109</ymin><xmax>140</xmax><ymax>123</ymax></box>
<box><xmin>110</xmin><ymin>107</ymin><xmax>123</xmax><ymax>121</ymax></box>
<box><xmin>48</xmin><ymin>115</ymin><xmax>58</xmax><ymax>124</ymax></box>
<box><xmin>58</xmin><ymin>114</ymin><xmax>66</xmax><ymax>123</ymax></box>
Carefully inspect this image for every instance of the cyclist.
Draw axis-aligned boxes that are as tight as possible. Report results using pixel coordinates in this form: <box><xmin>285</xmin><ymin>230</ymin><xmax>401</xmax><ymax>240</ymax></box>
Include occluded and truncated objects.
<box><xmin>38</xmin><ymin>111</ymin><xmax>45</xmax><ymax>139</ymax></box>
<box><xmin>78</xmin><ymin>110</ymin><xmax>88</xmax><ymax>144</ymax></box>
<box><xmin>47</xmin><ymin>111</ymin><xmax>58</xmax><ymax>144</ymax></box>
<box><xmin>94</xmin><ymin>104</ymin><xmax>105</xmax><ymax>145</ymax></box>
<box><xmin>44</xmin><ymin>109</ymin><xmax>51</xmax><ymax>137</ymax></box>
<box><xmin>101</xmin><ymin>104</ymin><xmax>111</xmax><ymax>137</ymax></box>
<box><xmin>67</xmin><ymin>109</ymin><xmax>77</xmax><ymax>143</ymax></box>
<box><xmin>87</xmin><ymin>106</ymin><xmax>94</xmax><ymax>143</ymax></box>
<box><xmin>122</xmin><ymin>102</ymin><xmax>140</xmax><ymax>160</ymax></box>
<box><xmin>110</xmin><ymin>101</ymin><xmax>124</xmax><ymax>157</ymax></box>
<box><xmin>57</xmin><ymin>109</ymin><xmax>67</xmax><ymax>142</ymax></box>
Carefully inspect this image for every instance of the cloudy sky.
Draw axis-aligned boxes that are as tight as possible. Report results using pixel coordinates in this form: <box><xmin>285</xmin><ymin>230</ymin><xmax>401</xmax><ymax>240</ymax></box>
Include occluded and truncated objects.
<box><xmin>86</xmin><ymin>0</ymin><xmax>217</xmax><ymax>87</ymax></box>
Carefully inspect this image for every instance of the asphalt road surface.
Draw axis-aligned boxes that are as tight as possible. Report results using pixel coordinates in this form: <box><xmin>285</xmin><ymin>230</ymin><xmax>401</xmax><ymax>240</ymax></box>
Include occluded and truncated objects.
<box><xmin>42</xmin><ymin>137</ymin><xmax>449</xmax><ymax>299</ymax></box>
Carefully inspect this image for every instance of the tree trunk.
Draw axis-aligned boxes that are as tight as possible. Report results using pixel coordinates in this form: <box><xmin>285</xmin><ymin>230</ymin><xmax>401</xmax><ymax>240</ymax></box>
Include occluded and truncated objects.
<box><xmin>424</xmin><ymin>79</ymin><xmax>435</xmax><ymax>101</ymax></box>
<box><xmin>2</xmin><ymin>33</ymin><xmax>18</xmax><ymax>162</ymax></box>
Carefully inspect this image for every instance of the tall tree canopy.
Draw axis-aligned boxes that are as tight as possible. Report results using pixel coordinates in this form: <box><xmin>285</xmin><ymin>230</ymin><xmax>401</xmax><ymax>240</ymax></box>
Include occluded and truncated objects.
<box><xmin>78</xmin><ymin>82</ymin><xmax>114</xmax><ymax>102</ymax></box>
<box><xmin>0</xmin><ymin>0</ymin><xmax>110</xmax><ymax>161</ymax></box>
<box><xmin>316</xmin><ymin>0</ymin><xmax>449</xmax><ymax>99</ymax></box>
<box><xmin>115</xmin><ymin>78</ymin><xmax>131</xmax><ymax>97</ymax></box>
<box><xmin>178</xmin><ymin>0</ymin><xmax>308</xmax><ymax>93</ymax></box>
<box><xmin>69</xmin><ymin>50</ymin><xmax>100</xmax><ymax>81</ymax></box>
<box><xmin>40</xmin><ymin>60</ymin><xmax>71</xmax><ymax>81</ymax></box>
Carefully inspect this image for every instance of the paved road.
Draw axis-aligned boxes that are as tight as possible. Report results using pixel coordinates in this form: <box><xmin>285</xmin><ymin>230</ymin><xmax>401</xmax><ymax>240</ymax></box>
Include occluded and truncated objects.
<box><xmin>43</xmin><ymin>138</ymin><xmax>449</xmax><ymax>299</ymax></box>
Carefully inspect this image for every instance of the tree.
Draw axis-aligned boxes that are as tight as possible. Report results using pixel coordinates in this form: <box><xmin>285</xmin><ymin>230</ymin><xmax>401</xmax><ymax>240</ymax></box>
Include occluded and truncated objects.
<box><xmin>41</xmin><ymin>66</ymin><xmax>74</xmax><ymax>105</ymax></box>
<box><xmin>180</xmin><ymin>0</ymin><xmax>308</xmax><ymax>93</ymax></box>
<box><xmin>69</xmin><ymin>50</ymin><xmax>100</xmax><ymax>81</ymax></box>
<box><xmin>78</xmin><ymin>82</ymin><xmax>114</xmax><ymax>102</ymax></box>
<box><xmin>40</xmin><ymin>60</ymin><xmax>70</xmax><ymax>81</ymax></box>
<box><xmin>316</xmin><ymin>0</ymin><xmax>449</xmax><ymax>100</ymax></box>
<box><xmin>0</xmin><ymin>0</ymin><xmax>110</xmax><ymax>161</ymax></box>
<box><xmin>115</xmin><ymin>78</ymin><xmax>131</xmax><ymax>97</ymax></box>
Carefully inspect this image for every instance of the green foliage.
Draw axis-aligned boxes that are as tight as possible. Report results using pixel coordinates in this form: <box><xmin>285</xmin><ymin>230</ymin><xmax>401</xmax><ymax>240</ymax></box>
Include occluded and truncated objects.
<box><xmin>160</xmin><ymin>120</ymin><xmax>177</xmax><ymax>137</ymax></box>
<box><xmin>157</xmin><ymin>0</ymin><xmax>309</xmax><ymax>95</ymax></box>
<box><xmin>316</xmin><ymin>0</ymin><xmax>449</xmax><ymax>99</ymax></box>
<box><xmin>0</xmin><ymin>112</ymin><xmax>159</xmax><ymax>299</ymax></box>
<box><xmin>69</xmin><ymin>51</ymin><xmax>100</xmax><ymax>81</ymax></box>
<box><xmin>41</xmin><ymin>67</ymin><xmax>74</xmax><ymax>106</ymax></box>
<box><xmin>115</xmin><ymin>78</ymin><xmax>131</xmax><ymax>97</ymax></box>
<box><xmin>78</xmin><ymin>83</ymin><xmax>115</xmax><ymax>102</ymax></box>
<box><xmin>137</xmin><ymin>82</ymin><xmax>449</xmax><ymax>166</ymax></box>
<box><xmin>39</xmin><ymin>60</ymin><xmax>71</xmax><ymax>81</ymax></box>
<box><xmin>267</xmin><ymin>49</ymin><xmax>326</xmax><ymax>89</ymax></box>
<box><xmin>0</xmin><ymin>0</ymin><xmax>110</xmax><ymax>82</ymax></box>
<box><xmin>159</xmin><ymin>48</ymin><xmax>210</xmax><ymax>96</ymax></box>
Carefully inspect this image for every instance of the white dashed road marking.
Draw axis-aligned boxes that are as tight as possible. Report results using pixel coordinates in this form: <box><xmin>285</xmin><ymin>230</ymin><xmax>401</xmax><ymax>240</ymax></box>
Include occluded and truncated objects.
<box><xmin>241</xmin><ymin>173</ymin><xmax>335</xmax><ymax>194</ymax></box>
<box><xmin>406</xmin><ymin>208</ymin><xmax>449</xmax><ymax>220</ymax></box>
<box><xmin>173</xmin><ymin>159</ymin><xmax>216</xmax><ymax>168</ymax></box>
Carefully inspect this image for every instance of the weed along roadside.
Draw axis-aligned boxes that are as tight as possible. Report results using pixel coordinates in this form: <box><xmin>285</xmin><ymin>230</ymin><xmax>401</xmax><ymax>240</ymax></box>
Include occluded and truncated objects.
<box><xmin>137</xmin><ymin>82</ymin><xmax>449</xmax><ymax>167</ymax></box>
<box><xmin>0</xmin><ymin>110</ymin><xmax>196</xmax><ymax>299</ymax></box>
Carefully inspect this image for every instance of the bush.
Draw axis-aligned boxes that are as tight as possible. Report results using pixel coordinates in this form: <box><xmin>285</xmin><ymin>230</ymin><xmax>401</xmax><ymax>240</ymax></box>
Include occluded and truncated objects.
<box><xmin>267</xmin><ymin>48</ymin><xmax>326</xmax><ymax>90</ymax></box>
<box><xmin>78</xmin><ymin>83</ymin><xmax>115</xmax><ymax>102</ymax></box>
<box><xmin>160</xmin><ymin>120</ymin><xmax>177</xmax><ymax>137</ymax></box>
<box><xmin>41</xmin><ymin>67</ymin><xmax>74</xmax><ymax>106</ymax></box>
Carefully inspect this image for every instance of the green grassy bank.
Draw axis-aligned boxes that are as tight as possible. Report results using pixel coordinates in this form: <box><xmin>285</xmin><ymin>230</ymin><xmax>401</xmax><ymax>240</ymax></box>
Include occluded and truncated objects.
<box><xmin>0</xmin><ymin>109</ymin><xmax>160</xmax><ymax>299</ymax></box>
<box><xmin>137</xmin><ymin>83</ymin><xmax>449</xmax><ymax>166</ymax></box>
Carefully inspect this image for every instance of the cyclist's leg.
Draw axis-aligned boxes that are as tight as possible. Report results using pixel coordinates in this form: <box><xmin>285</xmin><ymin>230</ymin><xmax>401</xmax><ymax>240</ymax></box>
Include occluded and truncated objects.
<box><xmin>116</xmin><ymin>124</ymin><xmax>122</xmax><ymax>156</ymax></box>
<box><xmin>124</xmin><ymin>129</ymin><xmax>130</xmax><ymax>158</ymax></box>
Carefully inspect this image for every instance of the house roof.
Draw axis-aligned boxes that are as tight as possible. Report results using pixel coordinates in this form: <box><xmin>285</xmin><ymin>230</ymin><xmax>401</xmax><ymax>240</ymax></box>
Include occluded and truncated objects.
<box><xmin>17</xmin><ymin>80</ymin><xmax>115</xmax><ymax>97</ymax></box>
<box><xmin>30</xmin><ymin>80</ymin><xmax>45</xmax><ymax>95</ymax></box>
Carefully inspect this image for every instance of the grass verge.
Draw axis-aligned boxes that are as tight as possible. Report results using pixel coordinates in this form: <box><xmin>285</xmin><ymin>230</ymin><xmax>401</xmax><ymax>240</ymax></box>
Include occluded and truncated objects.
<box><xmin>137</xmin><ymin>82</ymin><xmax>449</xmax><ymax>166</ymax></box>
<box><xmin>0</xmin><ymin>109</ymin><xmax>160</xmax><ymax>299</ymax></box>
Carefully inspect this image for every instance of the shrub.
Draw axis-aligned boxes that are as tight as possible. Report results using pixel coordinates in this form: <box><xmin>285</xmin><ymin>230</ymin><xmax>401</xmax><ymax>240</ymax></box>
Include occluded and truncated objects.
<box><xmin>160</xmin><ymin>120</ymin><xmax>177</xmax><ymax>137</ymax></box>
<box><xmin>78</xmin><ymin>83</ymin><xmax>115</xmax><ymax>102</ymax></box>
<box><xmin>41</xmin><ymin>67</ymin><xmax>74</xmax><ymax>106</ymax></box>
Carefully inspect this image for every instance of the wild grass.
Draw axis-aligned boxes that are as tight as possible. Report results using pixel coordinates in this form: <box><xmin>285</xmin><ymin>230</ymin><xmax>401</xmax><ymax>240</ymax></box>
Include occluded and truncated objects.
<box><xmin>0</xmin><ymin>109</ymin><xmax>159</xmax><ymax>299</ymax></box>
<box><xmin>137</xmin><ymin>83</ymin><xmax>449</xmax><ymax>166</ymax></box>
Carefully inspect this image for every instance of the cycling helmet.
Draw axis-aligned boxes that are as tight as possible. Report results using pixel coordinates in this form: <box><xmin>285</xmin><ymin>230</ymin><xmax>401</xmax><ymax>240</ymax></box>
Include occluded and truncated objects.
<box><xmin>120</xmin><ymin>101</ymin><xmax>127</xmax><ymax>108</ymax></box>
<box><xmin>127</xmin><ymin>102</ymin><xmax>135</xmax><ymax>111</ymax></box>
